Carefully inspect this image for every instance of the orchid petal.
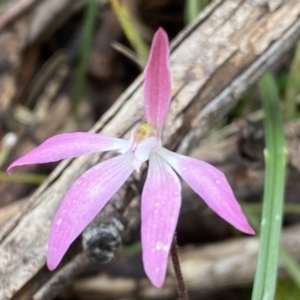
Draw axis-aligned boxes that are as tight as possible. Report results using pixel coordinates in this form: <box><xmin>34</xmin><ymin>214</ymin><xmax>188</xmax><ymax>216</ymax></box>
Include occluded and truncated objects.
<box><xmin>144</xmin><ymin>28</ymin><xmax>171</xmax><ymax>134</ymax></box>
<box><xmin>159</xmin><ymin>148</ymin><xmax>254</xmax><ymax>235</ymax></box>
<box><xmin>141</xmin><ymin>153</ymin><xmax>181</xmax><ymax>288</ymax></box>
<box><xmin>7</xmin><ymin>132</ymin><xmax>128</xmax><ymax>173</ymax></box>
<box><xmin>47</xmin><ymin>153</ymin><xmax>134</xmax><ymax>270</ymax></box>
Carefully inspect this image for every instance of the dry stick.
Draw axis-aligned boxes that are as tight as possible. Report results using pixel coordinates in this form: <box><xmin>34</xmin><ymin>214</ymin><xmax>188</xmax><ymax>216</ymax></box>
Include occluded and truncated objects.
<box><xmin>0</xmin><ymin>0</ymin><xmax>40</xmax><ymax>30</ymax></box>
<box><xmin>170</xmin><ymin>235</ymin><xmax>189</xmax><ymax>300</ymax></box>
<box><xmin>33</xmin><ymin>253</ymin><xmax>90</xmax><ymax>300</ymax></box>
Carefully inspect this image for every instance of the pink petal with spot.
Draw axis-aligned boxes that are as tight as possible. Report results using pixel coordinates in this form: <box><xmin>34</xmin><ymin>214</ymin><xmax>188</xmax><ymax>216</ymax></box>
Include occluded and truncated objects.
<box><xmin>144</xmin><ymin>28</ymin><xmax>171</xmax><ymax>134</ymax></box>
<box><xmin>7</xmin><ymin>132</ymin><xmax>128</xmax><ymax>173</ymax></box>
<box><xmin>47</xmin><ymin>153</ymin><xmax>133</xmax><ymax>270</ymax></box>
<box><xmin>159</xmin><ymin>148</ymin><xmax>254</xmax><ymax>235</ymax></box>
<box><xmin>141</xmin><ymin>153</ymin><xmax>181</xmax><ymax>288</ymax></box>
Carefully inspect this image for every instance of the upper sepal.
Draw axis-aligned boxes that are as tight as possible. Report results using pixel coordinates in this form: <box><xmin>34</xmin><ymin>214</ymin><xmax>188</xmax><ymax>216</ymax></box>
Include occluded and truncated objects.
<box><xmin>144</xmin><ymin>28</ymin><xmax>171</xmax><ymax>135</ymax></box>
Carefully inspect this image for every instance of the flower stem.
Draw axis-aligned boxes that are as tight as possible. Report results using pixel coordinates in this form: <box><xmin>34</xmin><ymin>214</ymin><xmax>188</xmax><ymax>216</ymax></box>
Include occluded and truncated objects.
<box><xmin>170</xmin><ymin>234</ymin><xmax>189</xmax><ymax>300</ymax></box>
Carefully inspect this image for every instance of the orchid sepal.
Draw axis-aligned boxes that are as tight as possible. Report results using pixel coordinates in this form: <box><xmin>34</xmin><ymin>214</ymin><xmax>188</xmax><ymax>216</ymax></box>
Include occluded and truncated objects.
<box><xmin>144</xmin><ymin>28</ymin><xmax>171</xmax><ymax>135</ymax></box>
<box><xmin>47</xmin><ymin>153</ymin><xmax>134</xmax><ymax>270</ymax></box>
<box><xmin>7</xmin><ymin>132</ymin><xmax>128</xmax><ymax>173</ymax></box>
<box><xmin>142</xmin><ymin>153</ymin><xmax>181</xmax><ymax>288</ymax></box>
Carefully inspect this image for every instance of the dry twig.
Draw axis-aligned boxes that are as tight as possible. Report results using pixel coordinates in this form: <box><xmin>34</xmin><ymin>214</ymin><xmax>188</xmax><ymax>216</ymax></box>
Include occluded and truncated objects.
<box><xmin>71</xmin><ymin>224</ymin><xmax>300</xmax><ymax>299</ymax></box>
<box><xmin>0</xmin><ymin>0</ymin><xmax>39</xmax><ymax>30</ymax></box>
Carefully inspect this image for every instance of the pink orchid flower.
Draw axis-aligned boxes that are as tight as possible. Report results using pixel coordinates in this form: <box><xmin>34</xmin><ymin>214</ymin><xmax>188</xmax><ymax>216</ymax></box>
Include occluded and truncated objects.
<box><xmin>8</xmin><ymin>28</ymin><xmax>254</xmax><ymax>288</ymax></box>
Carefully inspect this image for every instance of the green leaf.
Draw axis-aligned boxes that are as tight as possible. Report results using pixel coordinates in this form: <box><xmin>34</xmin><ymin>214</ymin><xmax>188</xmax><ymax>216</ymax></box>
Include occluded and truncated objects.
<box><xmin>251</xmin><ymin>74</ymin><xmax>287</xmax><ymax>300</ymax></box>
<box><xmin>184</xmin><ymin>0</ymin><xmax>207</xmax><ymax>24</ymax></box>
<box><xmin>72</xmin><ymin>0</ymin><xmax>98</xmax><ymax>117</ymax></box>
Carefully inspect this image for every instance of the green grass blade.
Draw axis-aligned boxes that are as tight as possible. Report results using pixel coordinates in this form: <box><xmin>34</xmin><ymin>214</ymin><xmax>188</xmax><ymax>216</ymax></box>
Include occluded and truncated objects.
<box><xmin>202</xmin><ymin>203</ymin><xmax>300</xmax><ymax>217</ymax></box>
<box><xmin>279</xmin><ymin>248</ymin><xmax>300</xmax><ymax>288</ymax></box>
<box><xmin>0</xmin><ymin>1</ymin><xmax>8</xmax><ymax>12</ymax></box>
<box><xmin>284</xmin><ymin>40</ymin><xmax>300</xmax><ymax>120</ymax></box>
<box><xmin>184</xmin><ymin>0</ymin><xmax>207</xmax><ymax>24</ymax></box>
<box><xmin>71</xmin><ymin>0</ymin><xmax>97</xmax><ymax>117</ymax></box>
<box><xmin>251</xmin><ymin>74</ymin><xmax>287</xmax><ymax>300</ymax></box>
<box><xmin>0</xmin><ymin>172</ymin><xmax>47</xmax><ymax>184</ymax></box>
<box><xmin>110</xmin><ymin>0</ymin><xmax>148</xmax><ymax>64</ymax></box>
<box><xmin>244</xmin><ymin>210</ymin><xmax>300</xmax><ymax>293</ymax></box>
<box><xmin>242</xmin><ymin>203</ymin><xmax>300</xmax><ymax>216</ymax></box>
<box><xmin>276</xmin><ymin>280</ymin><xmax>300</xmax><ymax>300</ymax></box>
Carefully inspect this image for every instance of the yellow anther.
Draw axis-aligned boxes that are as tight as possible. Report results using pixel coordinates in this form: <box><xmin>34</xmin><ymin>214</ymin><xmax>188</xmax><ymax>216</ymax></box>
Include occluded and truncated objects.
<box><xmin>134</xmin><ymin>123</ymin><xmax>157</xmax><ymax>143</ymax></box>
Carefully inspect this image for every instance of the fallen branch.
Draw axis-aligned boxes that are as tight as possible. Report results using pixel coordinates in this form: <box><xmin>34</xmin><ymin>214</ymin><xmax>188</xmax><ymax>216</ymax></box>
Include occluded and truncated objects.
<box><xmin>0</xmin><ymin>0</ymin><xmax>40</xmax><ymax>30</ymax></box>
<box><xmin>72</xmin><ymin>223</ymin><xmax>300</xmax><ymax>299</ymax></box>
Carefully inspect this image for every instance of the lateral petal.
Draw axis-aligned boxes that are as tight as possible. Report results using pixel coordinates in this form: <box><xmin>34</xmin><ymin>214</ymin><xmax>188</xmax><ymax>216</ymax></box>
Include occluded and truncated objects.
<box><xmin>141</xmin><ymin>153</ymin><xmax>181</xmax><ymax>288</ymax></box>
<box><xmin>159</xmin><ymin>148</ymin><xmax>254</xmax><ymax>235</ymax></box>
<box><xmin>47</xmin><ymin>153</ymin><xmax>133</xmax><ymax>270</ymax></box>
<box><xmin>144</xmin><ymin>28</ymin><xmax>171</xmax><ymax>134</ymax></box>
<box><xmin>7</xmin><ymin>132</ymin><xmax>128</xmax><ymax>173</ymax></box>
